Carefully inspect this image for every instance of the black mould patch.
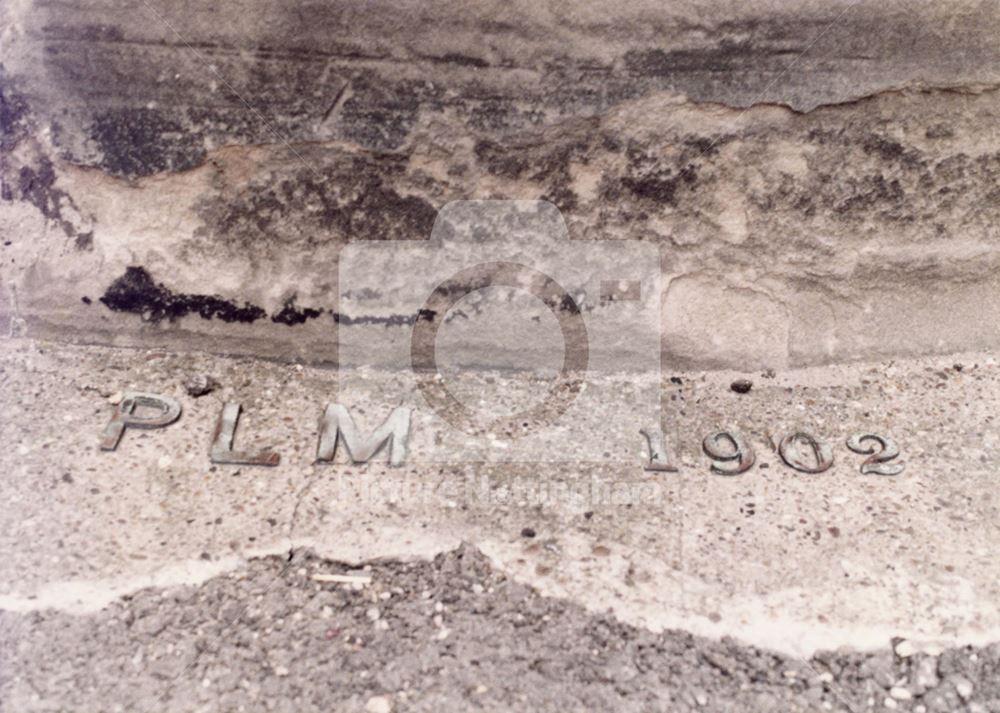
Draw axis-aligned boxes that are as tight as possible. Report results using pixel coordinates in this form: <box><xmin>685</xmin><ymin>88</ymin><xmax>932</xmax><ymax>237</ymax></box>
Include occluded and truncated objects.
<box><xmin>90</xmin><ymin>108</ymin><xmax>206</xmax><ymax>178</ymax></box>
<box><xmin>0</xmin><ymin>70</ymin><xmax>31</xmax><ymax>152</ymax></box>
<box><xmin>100</xmin><ymin>266</ymin><xmax>266</xmax><ymax>324</ymax></box>
<box><xmin>271</xmin><ymin>296</ymin><xmax>324</xmax><ymax>326</ymax></box>
<box><xmin>332</xmin><ymin>310</ymin><xmax>436</xmax><ymax>327</ymax></box>
<box><xmin>621</xmin><ymin>165</ymin><xmax>698</xmax><ymax>205</ymax></box>
<box><xmin>198</xmin><ymin>156</ymin><xmax>438</xmax><ymax>251</ymax></box>
<box><xmin>15</xmin><ymin>155</ymin><xmax>94</xmax><ymax>249</ymax></box>
<box><xmin>338</xmin><ymin>76</ymin><xmax>427</xmax><ymax>151</ymax></box>
<box><xmin>2</xmin><ymin>72</ymin><xmax>95</xmax><ymax>248</ymax></box>
<box><xmin>861</xmin><ymin>134</ymin><xmax>923</xmax><ymax>168</ymax></box>
<box><xmin>474</xmin><ymin>132</ymin><xmax>593</xmax><ymax>212</ymax></box>
<box><xmin>474</xmin><ymin>140</ymin><xmax>531</xmax><ymax>179</ymax></box>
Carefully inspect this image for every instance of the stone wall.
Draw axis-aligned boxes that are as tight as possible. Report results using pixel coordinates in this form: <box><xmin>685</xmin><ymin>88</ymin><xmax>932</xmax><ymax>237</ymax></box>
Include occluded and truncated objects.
<box><xmin>2</xmin><ymin>0</ymin><xmax>1000</xmax><ymax>369</ymax></box>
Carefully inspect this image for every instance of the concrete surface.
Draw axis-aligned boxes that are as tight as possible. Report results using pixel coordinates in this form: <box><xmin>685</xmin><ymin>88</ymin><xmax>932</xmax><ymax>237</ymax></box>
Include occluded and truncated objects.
<box><xmin>1</xmin><ymin>339</ymin><xmax>998</xmax><ymax>669</ymax></box>
<box><xmin>3</xmin><ymin>0</ymin><xmax>1000</xmax><ymax>367</ymax></box>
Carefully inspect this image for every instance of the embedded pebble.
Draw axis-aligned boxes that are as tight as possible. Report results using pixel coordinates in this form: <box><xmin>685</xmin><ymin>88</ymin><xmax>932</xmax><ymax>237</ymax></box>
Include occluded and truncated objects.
<box><xmin>889</xmin><ymin>686</ymin><xmax>912</xmax><ymax>700</ymax></box>
<box><xmin>730</xmin><ymin>379</ymin><xmax>753</xmax><ymax>394</ymax></box>
<box><xmin>365</xmin><ymin>695</ymin><xmax>393</xmax><ymax>713</ymax></box>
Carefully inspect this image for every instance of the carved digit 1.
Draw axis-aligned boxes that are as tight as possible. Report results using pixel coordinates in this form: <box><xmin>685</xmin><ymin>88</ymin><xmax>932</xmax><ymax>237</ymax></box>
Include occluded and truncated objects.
<box><xmin>640</xmin><ymin>428</ymin><xmax>679</xmax><ymax>472</ymax></box>
<box><xmin>778</xmin><ymin>432</ymin><xmax>834</xmax><ymax>473</ymax></box>
<box><xmin>702</xmin><ymin>431</ymin><xmax>755</xmax><ymax>475</ymax></box>
<box><xmin>846</xmin><ymin>433</ymin><xmax>904</xmax><ymax>476</ymax></box>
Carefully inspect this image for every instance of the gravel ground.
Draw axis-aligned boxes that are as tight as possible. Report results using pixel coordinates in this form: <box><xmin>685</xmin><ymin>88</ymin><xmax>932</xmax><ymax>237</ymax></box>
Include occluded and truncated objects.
<box><xmin>2</xmin><ymin>545</ymin><xmax>997</xmax><ymax>713</ymax></box>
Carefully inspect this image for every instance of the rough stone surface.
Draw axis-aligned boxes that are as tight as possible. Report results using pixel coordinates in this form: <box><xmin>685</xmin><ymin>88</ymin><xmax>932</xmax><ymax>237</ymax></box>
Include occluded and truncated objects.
<box><xmin>3</xmin><ymin>0</ymin><xmax>1000</xmax><ymax>366</ymax></box>
<box><xmin>3</xmin><ymin>545</ymin><xmax>1000</xmax><ymax>713</ymax></box>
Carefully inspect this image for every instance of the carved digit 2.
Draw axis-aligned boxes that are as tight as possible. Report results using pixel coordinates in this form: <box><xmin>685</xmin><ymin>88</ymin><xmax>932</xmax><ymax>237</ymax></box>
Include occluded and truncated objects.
<box><xmin>846</xmin><ymin>433</ymin><xmax>904</xmax><ymax>476</ymax></box>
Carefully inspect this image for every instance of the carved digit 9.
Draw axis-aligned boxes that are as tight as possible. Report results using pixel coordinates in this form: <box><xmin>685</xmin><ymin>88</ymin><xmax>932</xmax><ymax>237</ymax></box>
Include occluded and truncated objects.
<box><xmin>846</xmin><ymin>433</ymin><xmax>904</xmax><ymax>476</ymax></box>
<box><xmin>702</xmin><ymin>431</ymin><xmax>755</xmax><ymax>476</ymax></box>
<box><xmin>778</xmin><ymin>432</ymin><xmax>834</xmax><ymax>473</ymax></box>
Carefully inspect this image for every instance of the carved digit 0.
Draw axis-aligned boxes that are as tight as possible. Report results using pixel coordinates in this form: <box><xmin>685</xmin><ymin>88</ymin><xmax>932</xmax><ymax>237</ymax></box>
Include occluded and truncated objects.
<box><xmin>702</xmin><ymin>431</ymin><xmax>755</xmax><ymax>476</ymax></box>
<box><xmin>778</xmin><ymin>432</ymin><xmax>834</xmax><ymax>473</ymax></box>
<box><xmin>846</xmin><ymin>433</ymin><xmax>904</xmax><ymax>476</ymax></box>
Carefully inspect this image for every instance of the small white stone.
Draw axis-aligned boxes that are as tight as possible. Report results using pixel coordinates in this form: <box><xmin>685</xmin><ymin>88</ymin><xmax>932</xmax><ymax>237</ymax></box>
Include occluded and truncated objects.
<box><xmin>364</xmin><ymin>695</ymin><xmax>393</xmax><ymax>713</ymax></box>
<box><xmin>889</xmin><ymin>686</ymin><xmax>912</xmax><ymax>700</ymax></box>
<box><xmin>894</xmin><ymin>640</ymin><xmax>916</xmax><ymax>657</ymax></box>
<box><xmin>818</xmin><ymin>672</ymin><xmax>834</xmax><ymax>683</ymax></box>
<box><xmin>273</xmin><ymin>666</ymin><xmax>289</xmax><ymax>677</ymax></box>
<box><xmin>914</xmin><ymin>657</ymin><xmax>939</xmax><ymax>689</ymax></box>
<box><xmin>108</xmin><ymin>391</ymin><xmax>123</xmax><ymax>404</ymax></box>
<box><xmin>366</xmin><ymin>607</ymin><xmax>380</xmax><ymax>621</ymax></box>
<box><xmin>157</xmin><ymin>455</ymin><xmax>172</xmax><ymax>469</ymax></box>
<box><xmin>954</xmin><ymin>676</ymin><xmax>973</xmax><ymax>700</ymax></box>
<box><xmin>883</xmin><ymin>697</ymin><xmax>898</xmax><ymax>709</ymax></box>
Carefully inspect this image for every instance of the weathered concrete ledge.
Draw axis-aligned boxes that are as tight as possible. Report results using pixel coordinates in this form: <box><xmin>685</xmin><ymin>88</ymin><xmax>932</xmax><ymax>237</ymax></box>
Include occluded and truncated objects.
<box><xmin>2</xmin><ymin>0</ymin><xmax>1000</xmax><ymax>368</ymax></box>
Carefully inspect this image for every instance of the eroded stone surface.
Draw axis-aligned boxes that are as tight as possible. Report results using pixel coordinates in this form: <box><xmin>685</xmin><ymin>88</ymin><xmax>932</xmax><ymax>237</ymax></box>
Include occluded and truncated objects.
<box><xmin>2</xmin><ymin>0</ymin><xmax>1000</xmax><ymax>367</ymax></box>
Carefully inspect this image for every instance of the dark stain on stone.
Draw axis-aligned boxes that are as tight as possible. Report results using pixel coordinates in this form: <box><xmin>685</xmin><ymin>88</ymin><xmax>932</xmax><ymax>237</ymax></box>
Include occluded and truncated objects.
<box><xmin>925</xmin><ymin>124</ymin><xmax>955</xmax><ymax>140</ymax></box>
<box><xmin>433</xmin><ymin>53</ymin><xmax>490</xmax><ymax>68</ymax></box>
<box><xmin>77</xmin><ymin>24</ymin><xmax>126</xmax><ymax>42</ymax></box>
<box><xmin>474</xmin><ymin>130</ymin><xmax>594</xmax><ymax>212</ymax></box>
<box><xmin>834</xmin><ymin>174</ymin><xmax>905</xmax><ymax>215</ymax></box>
<box><xmin>198</xmin><ymin>155</ymin><xmax>438</xmax><ymax>251</ymax></box>
<box><xmin>1</xmin><ymin>72</ymin><xmax>93</xmax><ymax>246</ymax></box>
<box><xmin>683</xmin><ymin>134</ymin><xmax>734</xmax><ymax>157</ymax></box>
<box><xmin>861</xmin><ymin>134</ymin><xmax>921</xmax><ymax>167</ymax></box>
<box><xmin>75</xmin><ymin>231</ymin><xmax>94</xmax><ymax>250</ymax></box>
<box><xmin>621</xmin><ymin>165</ymin><xmax>698</xmax><ymax>205</ymax></box>
<box><xmin>90</xmin><ymin>108</ymin><xmax>207</xmax><ymax>177</ymax></box>
<box><xmin>623</xmin><ymin>40</ymin><xmax>803</xmax><ymax>77</ymax></box>
<box><xmin>0</xmin><ymin>70</ymin><xmax>31</xmax><ymax>152</ymax></box>
<box><xmin>539</xmin><ymin>184</ymin><xmax>578</xmax><ymax>213</ymax></box>
<box><xmin>338</xmin><ymin>76</ymin><xmax>426</xmax><ymax>151</ymax></box>
<box><xmin>271</xmin><ymin>296</ymin><xmax>324</xmax><ymax>326</ymax></box>
<box><xmin>475</xmin><ymin>140</ymin><xmax>530</xmax><ymax>179</ymax></box>
<box><xmin>15</xmin><ymin>155</ymin><xmax>94</xmax><ymax>249</ymax></box>
<box><xmin>467</xmin><ymin>98</ymin><xmax>530</xmax><ymax>133</ymax></box>
<box><xmin>332</xmin><ymin>310</ymin><xmax>436</xmax><ymax>326</ymax></box>
<box><xmin>100</xmin><ymin>266</ymin><xmax>266</xmax><ymax>323</ymax></box>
